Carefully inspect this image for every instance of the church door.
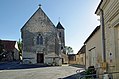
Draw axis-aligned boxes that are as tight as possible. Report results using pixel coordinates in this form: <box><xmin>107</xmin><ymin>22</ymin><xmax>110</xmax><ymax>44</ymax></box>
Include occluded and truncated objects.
<box><xmin>37</xmin><ymin>53</ymin><xmax>44</xmax><ymax>63</ymax></box>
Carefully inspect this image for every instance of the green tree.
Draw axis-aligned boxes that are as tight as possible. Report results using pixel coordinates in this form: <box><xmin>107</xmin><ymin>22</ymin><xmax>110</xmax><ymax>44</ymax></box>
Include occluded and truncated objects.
<box><xmin>65</xmin><ymin>46</ymin><xmax>74</xmax><ymax>54</ymax></box>
<box><xmin>18</xmin><ymin>39</ymin><xmax>22</xmax><ymax>60</ymax></box>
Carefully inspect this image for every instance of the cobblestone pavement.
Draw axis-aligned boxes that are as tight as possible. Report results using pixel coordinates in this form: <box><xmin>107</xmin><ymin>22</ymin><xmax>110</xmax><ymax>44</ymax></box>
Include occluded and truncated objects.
<box><xmin>0</xmin><ymin>66</ymin><xmax>82</xmax><ymax>79</ymax></box>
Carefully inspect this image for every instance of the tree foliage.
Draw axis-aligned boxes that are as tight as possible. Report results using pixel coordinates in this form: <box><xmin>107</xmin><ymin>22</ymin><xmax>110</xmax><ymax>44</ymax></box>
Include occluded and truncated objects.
<box><xmin>18</xmin><ymin>39</ymin><xmax>22</xmax><ymax>57</ymax></box>
<box><xmin>65</xmin><ymin>46</ymin><xmax>74</xmax><ymax>54</ymax></box>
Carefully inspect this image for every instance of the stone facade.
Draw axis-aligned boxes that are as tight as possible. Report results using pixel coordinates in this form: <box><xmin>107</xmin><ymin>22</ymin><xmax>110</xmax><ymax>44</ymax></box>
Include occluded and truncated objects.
<box><xmin>95</xmin><ymin>0</ymin><xmax>119</xmax><ymax>78</ymax></box>
<box><xmin>21</xmin><ymin>7</ymin><xmax>65</xmax><ymax>65</ymax></box>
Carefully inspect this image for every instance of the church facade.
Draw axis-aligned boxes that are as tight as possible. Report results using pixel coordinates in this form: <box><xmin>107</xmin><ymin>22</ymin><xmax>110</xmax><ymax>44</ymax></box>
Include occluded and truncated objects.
<box><xmin>21</xmin><ymin>7</ymin><xmax>65</xmax><ymax>65</ymax></box>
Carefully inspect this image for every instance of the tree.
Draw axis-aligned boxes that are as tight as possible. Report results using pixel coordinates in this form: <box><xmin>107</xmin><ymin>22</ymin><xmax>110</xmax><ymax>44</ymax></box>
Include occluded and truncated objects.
<box><xmin>65</xmin><ymin>46</ymin><xmax>74</xmax><ymax>54</ymax></box>
<box><xmin>18</xmin><ymin>39</ymin><xmax>22</xmax><ymax>60</ymax></box>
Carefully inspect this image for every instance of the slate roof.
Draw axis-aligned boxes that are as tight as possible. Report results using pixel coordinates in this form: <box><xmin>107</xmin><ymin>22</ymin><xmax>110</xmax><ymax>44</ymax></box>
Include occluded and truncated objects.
<box><xmin>1</xmin><ymin>40</ymin><xmax>16</xmax><ymax>52</ymax></box>
<box><xmin>56</xmin><ymin>22</ymin><xmax>64</xmax><ymax>29</ymax></box>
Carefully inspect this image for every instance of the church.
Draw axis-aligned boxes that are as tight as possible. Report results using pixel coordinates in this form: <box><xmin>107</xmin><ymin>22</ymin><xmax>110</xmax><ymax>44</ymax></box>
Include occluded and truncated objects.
<box><xmin>21</xmin><ymin>6</ymin><xmax>66</xmax><ymax>65</ymax></box>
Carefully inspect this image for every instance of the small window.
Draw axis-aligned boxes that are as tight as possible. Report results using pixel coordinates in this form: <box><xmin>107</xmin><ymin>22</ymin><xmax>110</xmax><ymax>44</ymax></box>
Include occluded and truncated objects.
<box><xmin>61</xmin><ymin>47</ymin><xmax>63</xmax><ymax>50</ymax></box>
<box><xmin>36</xmin><ymin>34</ymin><xmax>43</xmax><ymax>45</ymax></box>
<box><xmin>59</xmin><ymin>32</ymin><xmax>61</xmax><ymax>37</ymax></box>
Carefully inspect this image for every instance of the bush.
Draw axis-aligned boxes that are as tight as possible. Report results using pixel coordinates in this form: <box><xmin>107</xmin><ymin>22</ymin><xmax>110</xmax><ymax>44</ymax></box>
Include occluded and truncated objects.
<box><xmin>85</xmin><ymin>66</ymin><xmax>96</xmax><ymax>78</ymax></box>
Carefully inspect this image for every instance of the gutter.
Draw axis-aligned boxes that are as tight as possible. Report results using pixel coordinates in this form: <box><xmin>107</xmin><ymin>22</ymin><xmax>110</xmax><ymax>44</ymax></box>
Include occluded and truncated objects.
<box><xmin>95</xmin><ymin>0</ymin><xmax>103</xmax><ymax>14</ymax></box>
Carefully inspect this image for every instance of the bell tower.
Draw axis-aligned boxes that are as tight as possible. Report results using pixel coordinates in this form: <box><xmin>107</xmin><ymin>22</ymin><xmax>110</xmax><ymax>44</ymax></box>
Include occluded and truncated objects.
<box><xmin>56</xmin><ymin>22</ymin><xmax>65</xmax><ymax>50</ymax></box>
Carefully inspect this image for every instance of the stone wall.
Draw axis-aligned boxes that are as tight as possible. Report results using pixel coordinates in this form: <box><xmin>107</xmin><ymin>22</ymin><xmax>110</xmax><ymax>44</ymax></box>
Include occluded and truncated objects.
<box><xmin>21</xmin><ymin>7</ymin><xmax>62</xmax><ymax>65</ymax></box>
<box><xmin>102</xmin><ymin>0</ymin><xmax>119</xmax><ymax>73</ymax></box>
<box><xmin>96</xmin><ymin>0</ymin><xmax>119</xmax><ymax>78</ymax></box>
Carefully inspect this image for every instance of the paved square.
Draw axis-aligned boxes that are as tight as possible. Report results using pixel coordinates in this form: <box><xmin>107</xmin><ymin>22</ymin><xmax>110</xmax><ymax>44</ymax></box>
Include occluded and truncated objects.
<box><xmin>0</xmin><ymin>66</ymin><xmax>81</xmax><ymax>79</ymax></box>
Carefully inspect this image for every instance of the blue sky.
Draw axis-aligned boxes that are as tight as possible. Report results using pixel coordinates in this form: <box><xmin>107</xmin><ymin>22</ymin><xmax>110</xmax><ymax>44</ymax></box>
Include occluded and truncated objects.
<box><xmin>0</xmin><ymin>0</ymin><xmax>100</xmax><ymax>54</ymax></box>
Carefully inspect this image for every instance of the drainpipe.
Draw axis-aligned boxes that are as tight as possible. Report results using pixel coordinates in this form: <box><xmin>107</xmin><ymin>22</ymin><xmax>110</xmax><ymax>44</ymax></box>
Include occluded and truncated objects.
<box><xmin>100</xmin><ymin>9</ymin><xmax>107</xmax><ymax>72</ymax></box>
<box><xmin>100</xmin><ymin>9</ymin><xmax>106</xmax><ymax>62</ymax></box>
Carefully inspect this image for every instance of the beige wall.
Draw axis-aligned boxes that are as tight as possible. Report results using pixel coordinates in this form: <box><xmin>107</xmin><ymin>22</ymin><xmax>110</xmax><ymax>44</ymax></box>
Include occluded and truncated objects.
<box><xmin>99</xmin><ymin>0</ymin><xmax>119</xmax><ymax>72</ymax></box>
<box><xmin>96</xmin><ymin>0</ymin><xmax>119</xmax><ymax>78</ymax></box>
<box><xmin>76</xmin><ymin>53</ymin><xmax>85</xmax><ymax>65</ymax></box>
<box><xmin>61</xmin><ymin>53</ymin><xmax>68</xmax><ymax>64</ymax></box>
<box><xmin>85</xmin><ymin>28</ymin><xmax>102</xmax><ymax>69</ymax></box>
<box><xmin>68</xmin><ymin>55</ymin><xmax>76</xmax><ymax>64</ymax></box>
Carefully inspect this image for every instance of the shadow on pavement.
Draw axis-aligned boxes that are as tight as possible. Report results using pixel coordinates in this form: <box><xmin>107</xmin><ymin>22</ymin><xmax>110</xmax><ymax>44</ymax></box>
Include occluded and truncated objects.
<box><xmin>0</xmin><ymin>61</ymin><xmax>48</xmax><ymax>70</ymax></box>
<box><xmin>69</xmin><ymin>64</ymin><xmax>85</xmax><ymax>68</ymax></box>
<box><xmin>61</xmin><ymin>73</ymin><xmax>81</xmax><ymax>79</ymax></box>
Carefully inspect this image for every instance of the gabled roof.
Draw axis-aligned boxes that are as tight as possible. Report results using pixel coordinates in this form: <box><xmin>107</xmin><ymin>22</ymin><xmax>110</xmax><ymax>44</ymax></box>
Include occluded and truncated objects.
<box><xmin>95</xmin><ymin>0</ymin><xmax>103</xmax><ymax>14</ymax></box>
<box><xmin>21</xmin><ymin>7</ymin><xmax>55</xmax><ymax>31</ymax></box>
<box><xmin>84</xmin><ymin>26</ymin><xmax>100</xmax><ymax>44</ymax></box>
<box><xmin>56</xmin><ymin>22</ymin><xmax>64</xmax><ymax>29</ymax></box>
<box><xmin>21</xmin><ymin>7</ymin><xmax>40</xmax><ymax>31</ymax></box>
<box><xmin>1</xmin><ymin>40</ymin><xmax>16</xmax><ymax>52</ymax></box>
<box><xmin>77</xmin><ymin>45</ymin><xmax>86</xmax><ymax>54</ymax></box>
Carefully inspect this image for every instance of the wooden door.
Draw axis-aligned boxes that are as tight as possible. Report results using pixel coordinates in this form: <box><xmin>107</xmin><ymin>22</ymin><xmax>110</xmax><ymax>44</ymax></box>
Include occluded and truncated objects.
<box><xmin>37</xmin><ymin>53</ymin><xmax>44</xmax><ymax>63</ymax></box>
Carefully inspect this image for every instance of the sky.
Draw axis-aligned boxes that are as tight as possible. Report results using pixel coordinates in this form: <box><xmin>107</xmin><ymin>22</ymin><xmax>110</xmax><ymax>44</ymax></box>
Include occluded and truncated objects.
<box><xmin>0</xmin><ymin>0</ymin><xmax>100</xmax><ymax>54</ymax></box>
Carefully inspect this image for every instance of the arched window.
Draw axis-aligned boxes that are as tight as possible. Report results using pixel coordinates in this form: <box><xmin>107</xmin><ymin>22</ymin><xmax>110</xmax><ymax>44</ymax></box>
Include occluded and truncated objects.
<box><xmin>36</xmin><ymin>34</ymin><xmax>43</xmax><ymax>45</ymax></box>
<box><xmin>40</xmin><ymin>36</ymin><xmax>43</xmax><ymax>45</ymax></box>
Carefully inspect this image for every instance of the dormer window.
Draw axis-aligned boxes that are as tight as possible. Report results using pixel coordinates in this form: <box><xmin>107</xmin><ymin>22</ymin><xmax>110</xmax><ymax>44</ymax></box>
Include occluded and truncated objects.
<box><xmin>36</xmin><ymin>34</ymin><xmax>43</xmax><ymax>45</ymax></box>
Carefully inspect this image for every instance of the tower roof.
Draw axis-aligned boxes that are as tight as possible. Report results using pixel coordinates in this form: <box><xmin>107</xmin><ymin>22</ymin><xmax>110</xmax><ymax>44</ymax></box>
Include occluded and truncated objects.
<box><xmin>56</xmin><ymin>22</ymin><xmax>64</xmax><ymax>29</ymax></box>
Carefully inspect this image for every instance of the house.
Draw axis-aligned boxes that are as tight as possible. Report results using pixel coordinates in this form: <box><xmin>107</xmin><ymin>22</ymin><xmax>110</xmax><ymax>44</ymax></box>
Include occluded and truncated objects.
<box><xmin>68</xmin><ymin>45</ymin><xmax>86</xmax><ymax>65</ymax></box>
<box><xmin>0</xmin><ymin>40</ymin><xmax>19</xmax><ymax>61</ymax></box>
<box><xmin>21</xmin><ymin>6</ymin><xmax>66</xmax><ymax>65</ymax></box>
<box><xmin>84</xmin><ymin>26</ymin><xmax>101</xmax><ymax>68</ymax></box>
<box><xmin>68</xmin><ymin>54</ymin><xmax>76</xmax><ymax>64</ymax></box>
<box><xmin>84</xmin><ymin>26</ymin><xmax>102</xmax><ymax>73</ymax></box>
<box><xmin>95</xmin><ymin>0</ymin><xmax>119</xmax><ymax>78</ymax></box>
<box><xmin>76</xmin><ymin>45</ymin><xmax>86</xmax><ymax>66</ymax></box>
